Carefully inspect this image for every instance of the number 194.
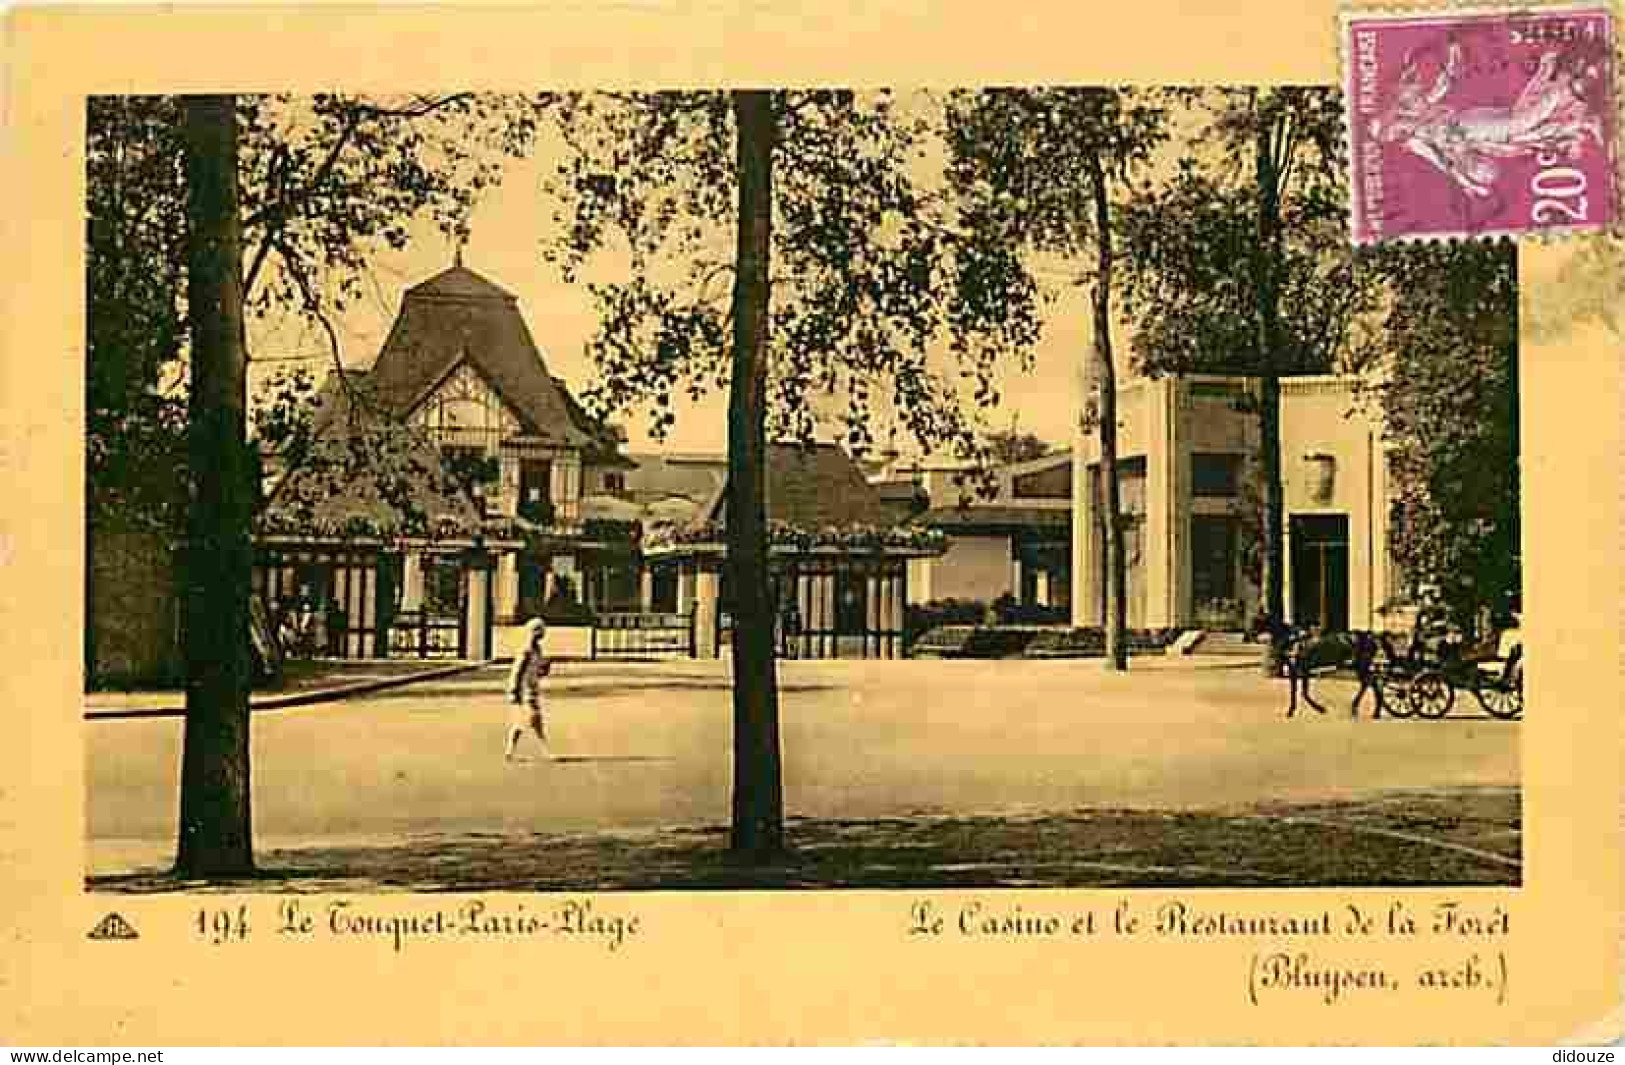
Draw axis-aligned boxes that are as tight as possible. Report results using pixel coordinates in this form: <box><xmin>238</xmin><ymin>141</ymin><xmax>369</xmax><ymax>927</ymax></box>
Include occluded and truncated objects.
<box><xmin>195</xmin><ymin>905</ymin><xmax>250</xmax><ymax>944</ymax></box>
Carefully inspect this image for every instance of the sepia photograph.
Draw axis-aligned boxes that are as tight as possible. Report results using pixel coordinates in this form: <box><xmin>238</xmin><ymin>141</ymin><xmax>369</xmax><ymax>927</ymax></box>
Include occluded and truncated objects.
<box><xmin>3</xmin><ymin>0</ymin><xmax>1620</xmax><ymax>1046</ymax></box>
<box><xmin>81</xmin><ymin>85</ymin><xmax>1528</xmax><ymax>896</ymax></box>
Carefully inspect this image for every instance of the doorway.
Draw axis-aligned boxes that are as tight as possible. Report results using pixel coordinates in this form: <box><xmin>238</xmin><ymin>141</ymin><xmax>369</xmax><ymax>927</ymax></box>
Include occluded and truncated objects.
<box><xmin>1290</xmin><ymin>514</ymin><xmax>1349</xmax><ymax>632</ymax></box>
<box><xmin>1191</xmin><ymin>515</ymin><xmax>1241</xmax><ymax>628</ymax></box>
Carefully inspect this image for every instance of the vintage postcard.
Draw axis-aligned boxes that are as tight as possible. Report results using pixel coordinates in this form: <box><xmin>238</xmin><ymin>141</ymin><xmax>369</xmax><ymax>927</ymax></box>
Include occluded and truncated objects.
<box><xmin>1</xmin><ymin>0</ymin><xmax>1620</xmax><ymax>1047</ymax></box>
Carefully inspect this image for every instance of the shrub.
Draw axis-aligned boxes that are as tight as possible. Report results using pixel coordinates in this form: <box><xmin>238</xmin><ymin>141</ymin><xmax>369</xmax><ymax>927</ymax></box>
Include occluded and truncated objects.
<box><xmin>904</xmin><ymin>598</ymin><xmax>989</xmax><ymax>646</ymax></box>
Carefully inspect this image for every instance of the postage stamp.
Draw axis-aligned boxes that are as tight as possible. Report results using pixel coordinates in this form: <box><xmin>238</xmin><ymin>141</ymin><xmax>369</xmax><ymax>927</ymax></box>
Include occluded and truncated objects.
<box><xmin>1343</xmin><ymin>4</ymin><xmax>1619</xmax><ymax>244</ymax></box>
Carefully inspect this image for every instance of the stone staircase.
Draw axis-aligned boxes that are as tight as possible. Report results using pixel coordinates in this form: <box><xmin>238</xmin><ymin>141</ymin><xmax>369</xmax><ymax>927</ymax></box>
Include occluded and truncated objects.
<box><xmin>1189</xmin><ymin>630</ymin><xmax>1260</xmax><ymax>657</ymax></box>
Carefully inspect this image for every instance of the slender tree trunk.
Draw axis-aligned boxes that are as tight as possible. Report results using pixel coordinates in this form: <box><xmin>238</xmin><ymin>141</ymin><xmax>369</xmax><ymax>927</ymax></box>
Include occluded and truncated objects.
<box><xmin>726</xmin><ymin>89</ymin><xmax>784</xmax><ymax>860</ymax></box>
<box><xmin>1085</xmin><ymin>145</ymin><xmax>1128</xmax><ymax>672</ymax></box>
<box><xmin>175</xmin><ymin>95</ymin><xmax>255</xmax><ymax>878</ymax></box>
<box><xmin>1254</xmin><ymin>113</ymin><xmax>1287</xmax><ymax>675</ymax></box>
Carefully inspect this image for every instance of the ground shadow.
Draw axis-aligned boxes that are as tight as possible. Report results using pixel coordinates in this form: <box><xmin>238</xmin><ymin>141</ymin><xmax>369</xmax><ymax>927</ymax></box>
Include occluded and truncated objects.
<box><xmin>88</xmin><ymin>788</ymin><xmax>1520</xmax><ymax>894</ymax></box>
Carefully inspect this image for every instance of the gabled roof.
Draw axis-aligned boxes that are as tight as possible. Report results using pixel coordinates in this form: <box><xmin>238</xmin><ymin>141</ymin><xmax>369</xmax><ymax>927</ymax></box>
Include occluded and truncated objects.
<box><xmin>361</xmin><ymin>264</ymin><xmax>595</xmax><ymax>450</ymax></box>
<box><xmin>701</xmin><ymin>442</ymin><xmax>894</xmax><ymax>529</ymax></box>
<box><xmin>554</xmin><ymin>376</ymin><xmax>636</xmax><ymax>468</ymax></box>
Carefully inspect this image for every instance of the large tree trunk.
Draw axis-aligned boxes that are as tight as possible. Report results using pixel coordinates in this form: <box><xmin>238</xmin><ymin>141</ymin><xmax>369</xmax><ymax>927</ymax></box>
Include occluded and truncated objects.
<box><xmin>1085</xmin><ymin>145</ymin><xmax>1129</xmax><ymax>672</ymax></box>
<box><xmin>726</xmin><ymin>89</ymin><xmax>784</xmax><ymax>860</ymax></box>
<box><xmin>175</xmin><ymin>95</ymin><xmax>255</xmax><ymax>878</ymax></box>
<box><xmin>1254</xmin><ymin>110</ymin><xmax>1287</xmax><ymax>676</ymax></box>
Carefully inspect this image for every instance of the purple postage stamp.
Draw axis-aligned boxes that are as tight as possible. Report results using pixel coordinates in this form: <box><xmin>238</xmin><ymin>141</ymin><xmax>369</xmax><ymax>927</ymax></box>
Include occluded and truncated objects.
<box><xmin>1344</xmin><ymin>4</ymin><xmax>1618</xmax><ymax>244</ymax></box>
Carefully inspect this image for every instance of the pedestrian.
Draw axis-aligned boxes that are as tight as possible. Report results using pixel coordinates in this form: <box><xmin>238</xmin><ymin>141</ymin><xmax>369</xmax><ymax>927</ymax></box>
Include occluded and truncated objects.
<box><xmin>505</xmin><ymin>617</ymin><xmax>552</xmax><ymax>760</ymax></box>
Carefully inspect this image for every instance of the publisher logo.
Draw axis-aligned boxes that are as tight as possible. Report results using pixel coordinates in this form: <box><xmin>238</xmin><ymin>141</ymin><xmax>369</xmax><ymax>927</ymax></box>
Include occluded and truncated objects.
<box><xmin>86</xmin><ymin>912</ymin><xmax>139</xmax><ymax>941</ymax></box>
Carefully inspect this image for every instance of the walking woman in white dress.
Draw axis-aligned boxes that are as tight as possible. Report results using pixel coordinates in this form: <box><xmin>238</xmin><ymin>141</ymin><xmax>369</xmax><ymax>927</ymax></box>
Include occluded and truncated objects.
<box><xmin>505</xmin><ymin>618</ymin><xmax>552</xmax><ymax>760</ymax></box>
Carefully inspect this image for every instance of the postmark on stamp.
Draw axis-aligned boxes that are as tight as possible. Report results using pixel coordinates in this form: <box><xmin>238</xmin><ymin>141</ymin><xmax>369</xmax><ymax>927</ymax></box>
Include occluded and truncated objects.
<box><xmin>1343</xmin><ymin>4</ymin><xmax>1618</xmax><ymax>244</ymax></box>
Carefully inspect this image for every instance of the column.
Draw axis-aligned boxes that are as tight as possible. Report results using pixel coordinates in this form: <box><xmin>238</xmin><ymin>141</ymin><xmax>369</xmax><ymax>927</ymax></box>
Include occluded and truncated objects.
<box><xmin>552</xmin><ymin>454</ymin><xmax>582</xmax><ymax>524</ymax></box>
<box><xmin>1073</xmin><ymin>445</ymin><xmax>1099</xmax><ymax>628</ymax></box>
<box><xmin>1036</xmin><ymin>569</ymin><xmax>1051</xmax><ymax>608</ymax></box>
<box><xmin>821</xmin><ymin>573</ymin><xmax>837</xmax><ymax>656</ymax></box>
<box><xmin>694</xmin><ymin>567</ymin><xmax>719</xmax><ymax>659</ymax></box>
<box><xmin>1143</xmin><ymin>377</ymin><xmax>1179</xmax><ymax>627</ymax></box>
<box><xmin>806</xmin><ymin>572</ymin><xmax>832</xmax><ymax>657</ymax></box>
<box><xmin>677</xmin><ymin>565</ymin><xmax>695</xmax><ymax>614</ymax></box>
<box><xmin>464</xmin><ymin>561</ymin><xmax>492</xmax><ymax>660</ymax></box>
<box><xmin>907</xmin><ymin>556</ymin><xmax>930</xmax><ymax>605</ymax></box>
<box><xmin>496</xmin><ymin>452</ymin><xmax>521</xmax><ymax>517</ymax></box>
<box><xmin>866</xmin><ymin>573</ymin><xmax>882</xmax><ymax>656</ymax></box>
<box><xmin>1371</xmin><ymin>437</ymin><xmax>1391</xmax><ymax>629</ymax></box>
<box><xmin>883</xmin><ymin>570</ymin><xmax>904</xmax><ymax>657</ymax></box>
<box><xmin>640</xmin><ymin>568</ymin><xmax>655</xmax><ymax>612</ymax></box>
<box><xmin>401</xmin><ymin>551</ymin><xmax>424</xmax><ymax>612</ymax></box>
<box><xmin>495</xmin><ymin>551</ymin><xmax>519</xmax><ymax>623</ymax></box>
<box><xmin>797</xmin><ymin>572</ymin><xmax>814</xmax><ymax>658</ymax></box>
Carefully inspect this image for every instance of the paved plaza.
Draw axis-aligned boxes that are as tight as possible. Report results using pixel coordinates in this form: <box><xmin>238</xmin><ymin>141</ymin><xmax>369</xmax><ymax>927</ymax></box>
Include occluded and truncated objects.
<box><xmin>86</xmin><ymin>656</ymin><xmax>1520</xmax><ymax>885</ymax></box>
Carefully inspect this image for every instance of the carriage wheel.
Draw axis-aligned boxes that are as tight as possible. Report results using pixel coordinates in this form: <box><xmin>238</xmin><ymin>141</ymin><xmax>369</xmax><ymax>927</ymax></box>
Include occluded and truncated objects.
<box><xmin>1381</xmin><ymin>676</ymin><xmax>1416</xmax><ymax>718</ymax></box>
<box><xmin>1410</xmin><ymin>671</ymin><xmax>1455</xmax><ymax>719</ymax></box>
<box><xmin>1475</xmin><ymin>678</ymin><xmax>1523</xmax><ymax>719</ymax></box>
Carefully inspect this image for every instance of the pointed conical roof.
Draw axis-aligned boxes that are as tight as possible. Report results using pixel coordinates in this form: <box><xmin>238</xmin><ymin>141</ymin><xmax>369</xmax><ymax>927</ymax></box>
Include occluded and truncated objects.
<box><xmin>405</xmin><ymin>263</ymin><xmax>516</xmax><ymax>302</ymax></box>
<box><xmin>363</xmin><ymin>264</ymin><xmax>593</xmax><ymax>449</ymax></box>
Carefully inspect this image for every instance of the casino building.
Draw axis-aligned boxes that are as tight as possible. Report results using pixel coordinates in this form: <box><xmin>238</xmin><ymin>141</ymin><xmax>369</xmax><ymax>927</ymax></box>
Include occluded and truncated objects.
<box><xmin>1072</xmin><ymin>374</ymin><xmax>1400</xmax><ymax>634</ymax></box>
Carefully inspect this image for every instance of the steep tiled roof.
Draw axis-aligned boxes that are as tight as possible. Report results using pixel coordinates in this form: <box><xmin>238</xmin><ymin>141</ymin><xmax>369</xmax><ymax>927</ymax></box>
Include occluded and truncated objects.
<box><xmin>362</xmin><ymin>264</ymin><xmax>594</xmax><ymax>449</ymax></box>
<box><xmin>553</xmin><ymin>377</ymin><xmax>635</xmax><ymax>467</ymax></box>
<box><xmin>702</xmin><ymin>443</ymin><xmax>893</xmax><ymax>529</ymax></box>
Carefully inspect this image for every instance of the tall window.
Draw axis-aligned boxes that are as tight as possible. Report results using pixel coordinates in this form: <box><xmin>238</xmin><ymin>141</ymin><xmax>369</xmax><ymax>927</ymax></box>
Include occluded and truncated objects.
<box><xmin>1191</xmin><ymin>453</ymin><xmax>1242</xmax><ymax>497</ymax></box>
<box><xmin>520</xmin><ymin>459</ymin><xmax>553</xmax><ymax>522</ymax></box>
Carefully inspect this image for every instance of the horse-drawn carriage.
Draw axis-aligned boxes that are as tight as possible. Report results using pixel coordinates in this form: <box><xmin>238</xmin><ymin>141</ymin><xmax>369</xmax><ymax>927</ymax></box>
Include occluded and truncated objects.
<box><xmin>1380</xmin><ymin>625</ymin><xmax>1523</xmax><ymax>720</ymax></box>
<box><xmin>1267</xmin><ymin>611</ymin><xmax>1523</xmax><ymax>720</ymax></box>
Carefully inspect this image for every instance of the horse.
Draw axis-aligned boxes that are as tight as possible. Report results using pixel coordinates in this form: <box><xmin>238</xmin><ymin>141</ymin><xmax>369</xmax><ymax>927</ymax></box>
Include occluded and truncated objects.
<box><xmin>1280</xmin><ymin>628</ymin><xmax>1391</xmax><ymax>719</ymax></box>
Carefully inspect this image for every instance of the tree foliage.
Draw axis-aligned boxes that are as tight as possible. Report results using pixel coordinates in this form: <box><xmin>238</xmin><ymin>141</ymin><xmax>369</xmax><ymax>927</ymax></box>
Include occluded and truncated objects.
<box><xmin>1113</xmin><ymin>87</ymin><xmax>1369</xmax><ymax>644</ymax></box>
<box><xmin>251</xmin><ymin>369</ymin><xmax>483</xmax><ymax>541</ymax></box>
<box><xmin>1116</xmin><ymin>160</ymin><xmax>1379</xmax><ymax>378</ymax></box>
<box><xmin>235</xmin><ymin>93</ymin><xmax>540</xmax><ymax>324</ymax></box>
<box><xmin>542</xmin><ymin>90</ymin><xmax>1042</xmax><ymax>461</ymax></box>
<box><xmin>87</xmin><ymin>93</ymin><xmax>544</xmax><ymax>531</ymax></box>
<box><xmin>542</xmin><ymin>89</ymin><xmax>1048</xmax><ymax>856</ymax></box>
<box><xmin>87</xmin><ymin>96</ymin><xmax>190</xmax><ymax>531</ymax></box>
<box><xmin>945</xmin><ymin>87</ymin><xmax>1168</xmax><ymax>667</ymax></box>
<box><xmin>1372</xmin><ymin>240</ymin><xmax>1520</xmax><ymax>624</ymax></box>
<box><xmin>983</xmin><ymin>428</ymin><xmax>1052</xmax><ymax>466</ymax></box>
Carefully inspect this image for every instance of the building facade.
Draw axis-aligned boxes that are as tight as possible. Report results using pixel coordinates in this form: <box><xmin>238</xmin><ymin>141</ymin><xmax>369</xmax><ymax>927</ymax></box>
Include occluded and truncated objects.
<box><xmin>1072</xmin><ymin>374</ymin><xmax>1394</xmax><ymax>633</ymax></box>
<box><xmin>907</xmin><ymin>450</ymin><xmax>1072</xmax><ymax>611</ymax></box>
<box><xmin>257</xmin><ymin>263</ymin><xmax>636</xmax><ymax>660</ymax></box>
<box><xmin>642</xmin><ymin>443</ymin><xmax>945</xmax><ymax>659</ymax></box>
